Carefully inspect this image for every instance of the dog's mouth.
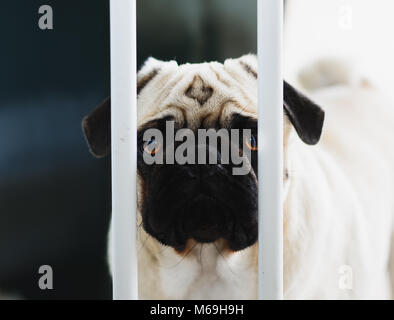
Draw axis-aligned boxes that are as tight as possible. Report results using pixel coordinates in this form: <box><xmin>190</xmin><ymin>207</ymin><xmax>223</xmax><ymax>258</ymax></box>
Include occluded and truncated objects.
<box><xmin>182</xmin><ymin>193</ymin><xmax>232</xmax><ymax>243</ymax></box>
<box><xmin>141</xmin><ymin>167</ymin><xmax>258</xmax><ymax>252</ymax></box>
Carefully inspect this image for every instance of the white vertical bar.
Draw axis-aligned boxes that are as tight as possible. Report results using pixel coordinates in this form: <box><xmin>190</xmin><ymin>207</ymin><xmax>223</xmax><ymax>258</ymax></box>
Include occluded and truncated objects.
<box><xmin>110</xmin><ymin>0</ymin><xmax>138</xmax><ymax>300</ymax></box>
<box><xmin>257</xmin><ymin>0</ymin><xmax>283</xmax><ymax>299</ymax></box>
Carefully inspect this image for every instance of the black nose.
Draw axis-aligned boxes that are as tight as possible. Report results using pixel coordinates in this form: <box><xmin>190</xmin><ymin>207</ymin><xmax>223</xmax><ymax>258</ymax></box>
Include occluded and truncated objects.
<box><xmin>186</xmin><ymin>164</ymin><xmax>217</xmax><ymax>182</ymax></box>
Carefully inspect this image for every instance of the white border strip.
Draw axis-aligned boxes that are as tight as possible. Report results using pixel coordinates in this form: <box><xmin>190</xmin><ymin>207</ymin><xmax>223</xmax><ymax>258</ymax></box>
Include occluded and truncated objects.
<box><xmin>257</xmin><ymin>0</ymin><xmax>284</xmax><ymax>299</ymax></box>
<box><xmin>110</xmin><ymin>0</ymin><xmax>138</xmax><ymax>300</ymax></box>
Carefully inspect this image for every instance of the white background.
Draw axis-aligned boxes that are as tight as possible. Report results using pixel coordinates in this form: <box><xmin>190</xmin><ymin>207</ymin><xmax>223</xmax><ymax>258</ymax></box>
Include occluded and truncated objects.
<box><xmin>285</xmin><ymin>0</ymin><xmax>394</xmax><ymax>95</ymax></box>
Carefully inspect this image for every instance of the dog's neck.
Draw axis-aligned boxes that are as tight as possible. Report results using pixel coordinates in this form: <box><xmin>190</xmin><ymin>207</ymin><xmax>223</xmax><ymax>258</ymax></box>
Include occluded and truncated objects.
<box><xmin>137</xmin><ymin>229</ymin><xmax>258</xmax><ymax>299</ymax></box>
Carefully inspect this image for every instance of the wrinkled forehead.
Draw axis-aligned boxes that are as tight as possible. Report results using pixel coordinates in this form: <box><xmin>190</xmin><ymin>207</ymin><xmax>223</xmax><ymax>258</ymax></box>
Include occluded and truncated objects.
<box><xmin>136</xmin><ymin>57</ymin><xmax>258</xmax><ymax>129</ymax></box>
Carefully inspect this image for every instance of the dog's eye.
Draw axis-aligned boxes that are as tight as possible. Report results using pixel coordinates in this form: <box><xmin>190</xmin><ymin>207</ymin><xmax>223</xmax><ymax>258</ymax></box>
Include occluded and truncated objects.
<box><xmin>245</xmin><ymin>134</ymin><xmax>258</xmax><ymax>151</ymax></box>
<box><xmin>143</xmin><ymin>137</ymin><xmax>161</xmax><ymax>155</ymax></box>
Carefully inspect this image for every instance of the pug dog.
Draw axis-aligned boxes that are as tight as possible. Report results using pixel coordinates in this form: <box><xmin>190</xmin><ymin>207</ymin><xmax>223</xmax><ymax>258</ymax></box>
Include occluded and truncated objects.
<box><xmin>82</xmin><ymin>55</ymin><xmax>394</xmax><ymax>299</ymax></box>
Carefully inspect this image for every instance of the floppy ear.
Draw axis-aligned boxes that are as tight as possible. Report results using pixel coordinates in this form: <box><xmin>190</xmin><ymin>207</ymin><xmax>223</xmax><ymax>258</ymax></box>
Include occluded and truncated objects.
<box><xmin>82</xmin><ymin>97</ymin><xmax>111</xmax><ymax>158</ymax></box>
<box><xmin>283</xmin><ymin>81</ymin><xmax>325</xmax><ymax>145</ymax></box>
<box><xmin>81</xmin><ymin>58</ymin><xmax>170</xmax><ymax>158</ymax></box>
<box><xmin>232</xmin><ymin>56</ymin><xmax>324</xmax><ymax>145</ymax></box>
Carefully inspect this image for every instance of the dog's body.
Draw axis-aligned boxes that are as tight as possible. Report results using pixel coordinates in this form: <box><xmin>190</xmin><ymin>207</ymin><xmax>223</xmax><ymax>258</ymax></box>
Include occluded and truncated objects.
<box><xmin>284</xmin><ymin>84</ymin><xmax>394</xmax><ymax>299</ymax></box>
<box><xmin>84</xmin><ymin>55</ymin><xmax>394</xmax><ymax>299</ymax></box>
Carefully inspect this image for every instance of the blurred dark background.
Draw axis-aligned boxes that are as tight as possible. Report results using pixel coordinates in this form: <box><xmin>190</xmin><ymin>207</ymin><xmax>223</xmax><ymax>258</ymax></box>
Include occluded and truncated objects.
<box><xmin>0</xmin><ymin>0</ymin><xmax>256</xmax><ymax>299</ymax></box>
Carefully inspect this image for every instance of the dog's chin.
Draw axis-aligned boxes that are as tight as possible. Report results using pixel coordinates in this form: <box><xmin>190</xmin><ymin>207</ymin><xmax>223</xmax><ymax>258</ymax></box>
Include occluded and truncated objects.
<box><xmin>143</xmin><ymin>190</ymin><xmax>258</xmax><ymax>252</ymax></box>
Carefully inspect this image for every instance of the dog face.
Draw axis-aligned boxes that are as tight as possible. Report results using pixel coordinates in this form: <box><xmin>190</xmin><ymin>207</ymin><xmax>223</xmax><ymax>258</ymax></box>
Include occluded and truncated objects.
<box><xmin>82</xmin><ymin>54</ymin><xmax>324</xmax><ymax>253</ymax></box>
